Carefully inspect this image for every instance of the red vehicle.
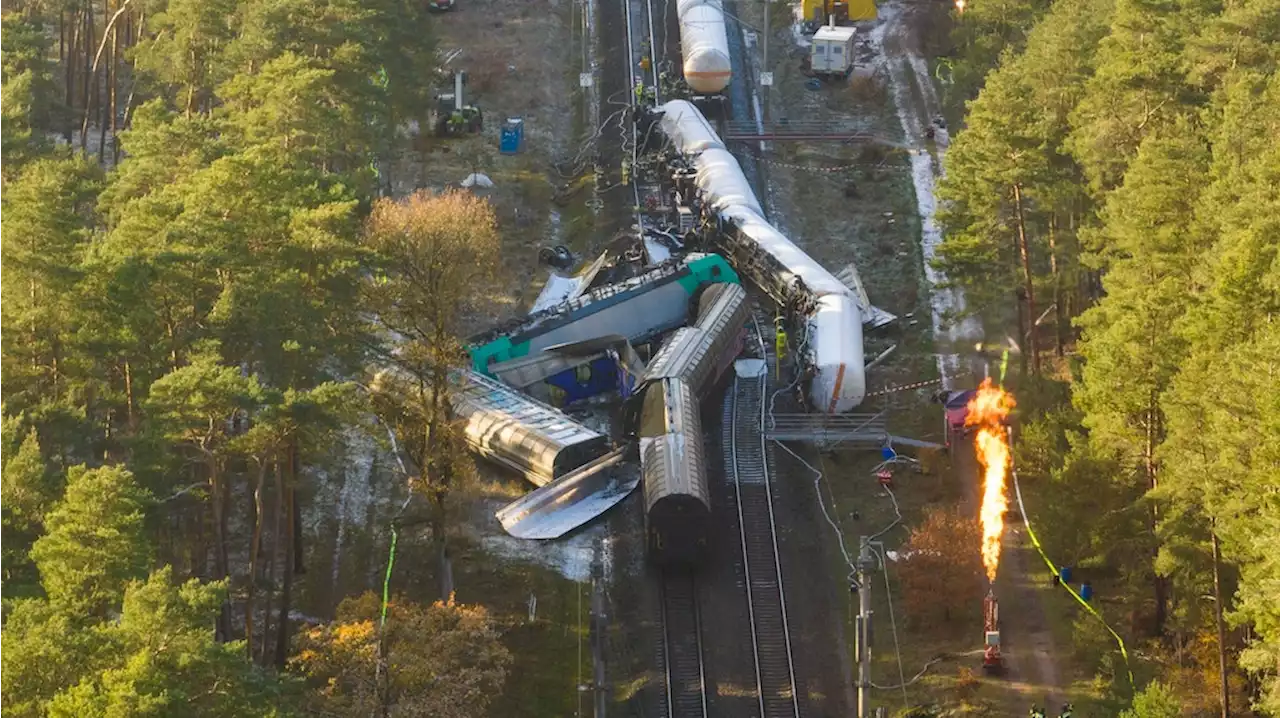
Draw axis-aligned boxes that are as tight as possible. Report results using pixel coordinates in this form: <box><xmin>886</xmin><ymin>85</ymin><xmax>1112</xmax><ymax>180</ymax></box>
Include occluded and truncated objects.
<box><xmin>942</xmin><ymin>389</ymin><xmax>977</xmax><ymax>448</ymax></box>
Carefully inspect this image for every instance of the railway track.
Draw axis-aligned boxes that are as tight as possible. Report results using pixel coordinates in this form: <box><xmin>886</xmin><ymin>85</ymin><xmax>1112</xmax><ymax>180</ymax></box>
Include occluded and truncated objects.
<box><xmin>621</xmin><ymin>0</ymin><xmax>664</xmax><ymax>200</ymax></box>
<box><xmin>726</xmin><ymin>327</ymin><xmax>801</xmax><ymax>718</ymax></box>
<box><xmin>659</xmin><ymin>572</ymin><xmax>709</xmax><ymax>718</ymax></box>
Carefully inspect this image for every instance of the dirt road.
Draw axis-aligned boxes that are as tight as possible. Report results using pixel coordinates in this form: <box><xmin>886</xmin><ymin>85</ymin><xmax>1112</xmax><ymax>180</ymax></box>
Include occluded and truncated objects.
<box><xmin>956</xmin><ymin>437</ymin><xmax>1065</xmax><ymax>711</ymax></box>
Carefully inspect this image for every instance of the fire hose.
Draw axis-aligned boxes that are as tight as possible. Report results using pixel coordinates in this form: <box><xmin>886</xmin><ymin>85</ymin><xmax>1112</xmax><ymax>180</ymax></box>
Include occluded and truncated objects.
<box><xmin>1010</xmin><ymin>446</ymin><xmax>1135</xmax><ymax>690</ymax></box>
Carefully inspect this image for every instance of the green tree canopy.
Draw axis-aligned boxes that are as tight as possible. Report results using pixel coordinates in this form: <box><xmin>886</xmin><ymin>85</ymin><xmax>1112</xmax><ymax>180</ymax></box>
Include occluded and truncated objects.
<box><xmin>29</xmin><ymin>464</ymin><xmax>152</xmax><ymax>616</ymax></box>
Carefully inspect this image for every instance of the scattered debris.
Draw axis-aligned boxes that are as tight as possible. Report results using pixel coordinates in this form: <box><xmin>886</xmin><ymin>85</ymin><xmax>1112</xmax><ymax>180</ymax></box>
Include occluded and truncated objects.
<box><xmin>461</xmin><ymin>172</ymin><xmax>495</xmax><ymax>188</ymax></box>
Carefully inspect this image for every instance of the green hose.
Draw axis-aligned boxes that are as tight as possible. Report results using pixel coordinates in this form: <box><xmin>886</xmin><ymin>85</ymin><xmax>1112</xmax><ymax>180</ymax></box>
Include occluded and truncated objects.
<box><xmin>380</xmin><ymin>524</ymin><xmax>400</xmax><ymax>629</ymax></box>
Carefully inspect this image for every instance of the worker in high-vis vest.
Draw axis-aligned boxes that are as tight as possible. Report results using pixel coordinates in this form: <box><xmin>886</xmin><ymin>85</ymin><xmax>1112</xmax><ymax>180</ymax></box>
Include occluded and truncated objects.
<box><xmin>774</xmin><ymin>316</ymin><xmax>788</xmax><ymax>378</ymax></box>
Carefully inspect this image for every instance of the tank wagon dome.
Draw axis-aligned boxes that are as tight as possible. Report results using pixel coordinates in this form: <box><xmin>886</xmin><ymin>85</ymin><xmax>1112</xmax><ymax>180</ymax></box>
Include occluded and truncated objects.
<box><xmin>676</xmin><ymin>0</ymin><xmax>732</xmax><ymax>94</ymax></box>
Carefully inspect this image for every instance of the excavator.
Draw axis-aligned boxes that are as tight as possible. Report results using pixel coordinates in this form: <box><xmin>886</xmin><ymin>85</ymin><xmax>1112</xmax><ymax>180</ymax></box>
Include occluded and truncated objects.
<box><xmin>432</xmin><ymin>71</ymin><xmax>483</xmax><ymax>137</ymax></box>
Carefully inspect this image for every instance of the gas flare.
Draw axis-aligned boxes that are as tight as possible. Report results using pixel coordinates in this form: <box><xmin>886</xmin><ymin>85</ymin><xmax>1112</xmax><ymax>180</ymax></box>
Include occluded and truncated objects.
<box><xmin>965</xmin><ymin>378</ymin><xmax>1015</xmax><ymax>583</ymax></box>
<box><xmin>955</xmin><ymin>0</ymin><xmax>966</xmax><ymax>13</ymax></box>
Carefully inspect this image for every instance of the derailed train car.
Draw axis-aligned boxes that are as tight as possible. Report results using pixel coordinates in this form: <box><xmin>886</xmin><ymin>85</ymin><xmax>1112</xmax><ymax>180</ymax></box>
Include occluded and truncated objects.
<box><xmin>656</xmin><ymin>99</ymin><xmax>871</xmax><ymax>412</ymax></box>
<box><xmin>644</xmin><ymin>282</ymin><xmax>751</xmax><ymax>395</ymax></box>
<box><xmin>633</xmin><ymin>282</ymin><xmax>751</xmax><ymax>566</ymax></box>
<box><xmin>639</xmin><ymin>377</ymin><xmax>711</xmax><ymax>565</ymax></box>
<box><xmin>452</xmin><ymin>369</ymin><xmax>609</xmax><ymax>487</ymax></box>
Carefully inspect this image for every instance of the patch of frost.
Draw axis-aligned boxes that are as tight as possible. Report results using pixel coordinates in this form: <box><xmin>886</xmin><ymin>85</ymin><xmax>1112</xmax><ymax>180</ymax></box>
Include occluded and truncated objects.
<box><xmin>478</xmin><ymin>506</ymin><xmax>615</xmax><ymax>583</ymax></box>
<box><xmin>871</xmin><ymin>1</ymin><xmax>982</xmax><ymax>388</ymax></box>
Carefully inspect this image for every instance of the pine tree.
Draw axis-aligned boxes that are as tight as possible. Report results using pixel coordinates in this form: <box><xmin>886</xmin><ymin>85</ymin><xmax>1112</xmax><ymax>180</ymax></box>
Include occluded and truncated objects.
<box><xmin>29</xmin><ymin>464</ymin><xmax>153</xmax><ymax>617</ymax></box>
<box><xmin>2</xmin><ymin>425</ymin><xmax>53</xmax><ymax>597</ymax></box>
<box><xmin>46</xmin><ymin>567</ymin><xmax>301</xmax><ymax>717</ymax></box>
<box><xmin>1068</xmin><ymin>0</ymin><xmax>1212</xmax><ymax>196</ymax></box>
<box><xmin>1073</xmin><ymin>122</ymin><xmax>1211</xmax><ymax>637</ymax></box>
<box><xmin>0</xmin><ymin>598</ymin><xmax>105</xmax><ymax>718</ymax></box>
<box><xmin>145</xmin><ymin>353</ymin><xmax>264</xmax><ymax>641</ymax></box>
<box><xmin>1</xmin><ymin>156</ymin><xmax>103</xmax><ymax>419</ymax></box>
<box><xmin>938</xmin><ymin>0</ymin><xmax>1115</xmax><ymax>357</ymax></box>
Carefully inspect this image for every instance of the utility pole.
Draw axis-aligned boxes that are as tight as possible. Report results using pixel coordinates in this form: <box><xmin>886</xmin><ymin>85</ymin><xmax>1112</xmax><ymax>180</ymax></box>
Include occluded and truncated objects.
<box><xmin>590</xmin><ymin>545</ymin><xmax>607</xmax><ymax>718</ymax></box>
<box><xmin>855</xmin><ymin>537</ymin><xmax>875</xmax><ymax>717</ymax></box>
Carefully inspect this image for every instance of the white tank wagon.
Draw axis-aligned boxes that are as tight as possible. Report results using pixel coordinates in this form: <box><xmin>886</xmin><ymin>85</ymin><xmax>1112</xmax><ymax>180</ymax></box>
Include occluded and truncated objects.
<box><xmin>719</xmin><ymin>205</ymin><xmax>867</xmax><ymax>411</ymax></box>
<box><xmin>452</xmin><ymin>369</ymin><xmax>610</xmax><ymax>486</ymax></box>
<box><xmin>657</xmin><ymin>99</ymin><xmax>869</xmax><ymax>412</ymax></box>
<box><xmin>677</xmin><ymin>0</ymin><xmax>733</xmax><ymax>94</ymax></box>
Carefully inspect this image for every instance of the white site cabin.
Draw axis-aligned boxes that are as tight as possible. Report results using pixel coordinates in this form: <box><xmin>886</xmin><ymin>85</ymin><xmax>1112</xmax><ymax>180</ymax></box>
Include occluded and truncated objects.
<box><xmin>810</xmin><ymin>24</ymin><xmax>856</xmax><ymax>76</ymax></box>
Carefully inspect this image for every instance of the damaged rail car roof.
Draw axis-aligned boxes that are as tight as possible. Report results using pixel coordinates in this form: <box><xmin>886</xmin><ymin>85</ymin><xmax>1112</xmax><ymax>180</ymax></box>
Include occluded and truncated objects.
<box><xmin>468</xmin><ymin>253</ymin><xmax>740</xmax><ymax>376</ymax></box>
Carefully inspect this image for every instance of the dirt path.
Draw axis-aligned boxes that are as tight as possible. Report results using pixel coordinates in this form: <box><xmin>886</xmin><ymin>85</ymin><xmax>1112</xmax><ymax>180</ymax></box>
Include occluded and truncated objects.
<box><xmin>873</xmin><ymin>3</ymin><xmax>1068</xmax><ymax>707</ymax></box>
<box><xmin>869</xmin><ymin>0</ymin><xmax>985</xmax><ymax>390</ymax></box>
<box><xmin>956</xmin><ymin>438</ymin><xmax>1065</xmax><ymax>711</ymax></box>
<box><xmin>1000</xmin><ymin>524</ymin><xmax>1065</xmax><ymax>710</ymax></box>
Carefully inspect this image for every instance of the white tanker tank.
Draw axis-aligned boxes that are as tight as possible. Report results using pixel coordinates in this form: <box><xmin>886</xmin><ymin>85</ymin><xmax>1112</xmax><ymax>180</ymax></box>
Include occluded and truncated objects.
<box><xmin>677</xmin><ymin>0</ymin><xmax>732</xmax><ymax>94</ymax></box>
<box><xmin>658</xmin><ymin>100</ymin><xmax>869</xmax><ymax>412</ymax></box>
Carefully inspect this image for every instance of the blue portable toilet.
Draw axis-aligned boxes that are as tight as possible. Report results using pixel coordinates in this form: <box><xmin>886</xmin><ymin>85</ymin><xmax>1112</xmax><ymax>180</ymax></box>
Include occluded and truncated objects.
<box><xmin>500</xmin><ymin>117</ymin><xmax>524</xmax><ymax>154</ymax></box>
<box><xmin>1059</xmin><ymin>566</ymin><xmax>1073</xmax><ymax>584</ymax></box>
<box><xmin>1080</xmin><ymin>582</ymin><xmax>1093</xmax><ymax>602</ymax></box>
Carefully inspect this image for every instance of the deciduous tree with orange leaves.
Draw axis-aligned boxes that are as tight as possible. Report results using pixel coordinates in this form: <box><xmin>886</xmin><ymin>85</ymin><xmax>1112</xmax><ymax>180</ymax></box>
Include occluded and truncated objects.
<box><xmin>896</xmin><ymin>505</ymin><xmax>986</xmax><ymax>630</ymax></box>
<box><xmin>364</xmin><ymin>190</ymin><xmax>500</xmax><ymax>602</ymax></box>
<box><xmin>293</xmin><ymin>592</ymin><xmax>511</xmax><ymax>718</ymax></box>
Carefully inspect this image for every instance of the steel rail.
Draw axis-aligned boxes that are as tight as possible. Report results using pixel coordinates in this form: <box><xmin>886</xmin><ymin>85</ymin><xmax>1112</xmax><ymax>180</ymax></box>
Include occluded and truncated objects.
<box><xmin>660</xmin><ymin>572</ymin><xmax>710</xmax><ymax>718</ymax></box>
<box><xmin>727</xmin><ymin>311</ymin><xmax>801</xmax><ymax>718</ymax></box>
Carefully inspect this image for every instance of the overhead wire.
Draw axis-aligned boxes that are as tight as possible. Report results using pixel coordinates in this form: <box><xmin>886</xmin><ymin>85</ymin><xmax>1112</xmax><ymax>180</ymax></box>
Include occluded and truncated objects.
<box><xmin>749</xmin><ymin>306</ymin><xmax>936</xmax><ymax>707</ymax></box>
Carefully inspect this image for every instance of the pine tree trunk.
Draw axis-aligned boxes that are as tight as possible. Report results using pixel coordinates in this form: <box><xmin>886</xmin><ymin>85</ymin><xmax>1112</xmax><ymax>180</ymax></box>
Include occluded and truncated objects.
<box><xmin>1211</xmin><ymin>529</ymin><xmax>1229</xmax><ymax>718</ymax></box>
<box><xmin>65</xmin><ymin>8</ymin><xmax>81</xmax><ymax>142</ymax></box>
<box><xmin>103</xmin><ymin>13</ymin><xmax>118</xmax><ymax>164</ymax></box>
<box><xmin>275</xmin><ymin>475</ymin><xmax>294</xmax><ymax>668</ymax></box>
<box><xmin>291</xmin><ymin>438</ymin><xmax>305</xmax><ymax>576</ymax></box>
<box><xmin>246</xmin><ymin>459</ymin><xmax>268</xmax><ymax>658</ymax></box>
<box><xmin>123</xmin><ymin>359</ymin><xmax>135</xmax><ymax>431</ymax></box>
<box><xmin>1012</xmin><ymin>183</ymin><xmax>1038</xmax><ymax>373</ymax></box>
<box><xmin>211</xmin><ymin>457</ymin><xmax>231</xmax><ymax>642</ymax></box>
<box><xmin>119</xmin><ymin>7</ymin><xmax>141</xmax><ymax>135</ymax></box>
<box><xmin>1049</xmin><ymin>214</ymin><xmax>1064</xmax><ymax>357</ymax></box>
<box><xmin>260</xmin><ymin>458</ymin><xmax>283</xmax><ymax>665</ymax></box>
<box><xmin>111</xmin><ymin>15</ymin><xmax>121</xmax><ymax>164</ymax></box>
<box><xmin>81</xmin><ymin>6</ymin><xmax>95</xmax><ymax>153</ymax></box>
<box><xmin>1146</xmin><ymin>392</ymin><xmax>1166</xmax><ymax>636</ymax></box>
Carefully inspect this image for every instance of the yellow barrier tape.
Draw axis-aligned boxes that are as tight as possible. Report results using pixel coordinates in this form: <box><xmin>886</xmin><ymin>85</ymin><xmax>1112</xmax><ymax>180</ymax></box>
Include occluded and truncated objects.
<box><xmin>1010</xmin><ymin>456</ymin><xmax>1136</xmax><ymax>690</ymax></box>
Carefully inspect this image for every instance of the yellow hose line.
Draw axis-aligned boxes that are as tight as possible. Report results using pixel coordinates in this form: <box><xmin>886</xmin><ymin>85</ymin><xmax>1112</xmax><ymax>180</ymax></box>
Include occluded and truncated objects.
<box><xmin>1010</xmin><ymin>457</ymin><xmax>1136</xmax><ymax>690</ymax></box>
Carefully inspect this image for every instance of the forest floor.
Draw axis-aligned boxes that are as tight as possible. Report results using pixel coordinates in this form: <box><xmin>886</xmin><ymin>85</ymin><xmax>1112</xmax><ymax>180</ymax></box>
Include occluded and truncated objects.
<box><xmin>293</xmin><ymin>0</ymin><xmax>647</xmax><ymax>715</ymax></box>
<box><xmin>387</xmin><ymin>0</ymin><xmax>610</xmax><ymax>325</ymax></box>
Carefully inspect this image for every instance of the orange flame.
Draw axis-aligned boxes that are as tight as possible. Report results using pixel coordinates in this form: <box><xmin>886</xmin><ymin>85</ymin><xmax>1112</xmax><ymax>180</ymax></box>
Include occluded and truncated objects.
<box><xmin>965</xmin><ymin>378</ymin><xmax>1015</xmax><ymax>583</ymax></box>
<box><xmin>955</xmin><ymin>0</ymin><xmax>966</xmax><ymax>12</ymax></box>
